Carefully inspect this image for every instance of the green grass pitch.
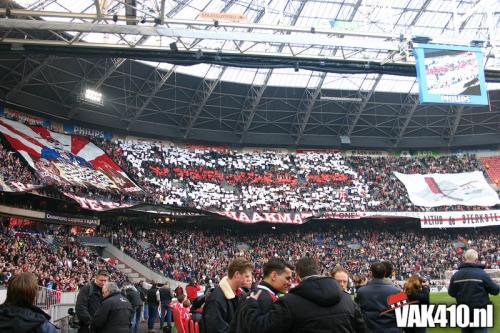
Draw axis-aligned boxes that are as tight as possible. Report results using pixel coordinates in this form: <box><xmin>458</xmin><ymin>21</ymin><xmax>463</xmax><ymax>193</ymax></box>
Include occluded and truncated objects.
<box><xmin>428</xmin><ymin>293</ymin><xmax>500</xmax><ymax>333</ymax></box>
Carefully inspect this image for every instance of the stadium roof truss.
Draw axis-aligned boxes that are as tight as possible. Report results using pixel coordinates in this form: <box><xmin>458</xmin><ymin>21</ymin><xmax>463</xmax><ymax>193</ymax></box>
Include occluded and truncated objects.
<box><xmin>0</xmin><ymin>0</ymin><xmax>499</xmax><ymax>149</ymax></box>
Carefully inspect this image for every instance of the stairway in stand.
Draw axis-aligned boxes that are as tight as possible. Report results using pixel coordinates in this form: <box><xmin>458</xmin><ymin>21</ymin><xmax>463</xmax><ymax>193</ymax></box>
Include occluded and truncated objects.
<box><xmin>115</xmin><ymin>260</ymin><xmax>145</xmax><ymax>283</ymax></box>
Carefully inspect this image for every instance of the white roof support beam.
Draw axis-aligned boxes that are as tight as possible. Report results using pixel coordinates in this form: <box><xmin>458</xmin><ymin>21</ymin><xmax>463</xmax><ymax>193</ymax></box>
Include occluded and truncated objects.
<box><xmin>294</xmin><ymin>72</ymin><xmax>327</xmax><ymax>144</ymax></box>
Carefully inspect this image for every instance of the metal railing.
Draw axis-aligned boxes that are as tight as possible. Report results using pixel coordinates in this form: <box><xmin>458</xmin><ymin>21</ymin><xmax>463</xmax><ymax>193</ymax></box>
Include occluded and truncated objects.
<box><xmin>36</xmin><ymin>286</ymin><xmax>62</xmax><ymax>310</ymax></box>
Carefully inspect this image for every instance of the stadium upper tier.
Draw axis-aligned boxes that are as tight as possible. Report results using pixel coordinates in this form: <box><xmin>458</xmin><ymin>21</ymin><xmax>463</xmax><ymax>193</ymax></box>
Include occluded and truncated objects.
<box><xmin>116</xmin><ymin>139</ymin><xmax>493</xmax><ymax>213</ymax></box>
<box><xmin>1</xmin><ymin>110</ymin><xmax>498</xmax><ymax>215</ymax></box>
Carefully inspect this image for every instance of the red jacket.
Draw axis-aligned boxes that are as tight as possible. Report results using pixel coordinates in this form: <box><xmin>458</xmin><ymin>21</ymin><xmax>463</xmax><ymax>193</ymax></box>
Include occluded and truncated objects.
<box><xmin>186</xmin><ymin>284</ymin><xmax>201</xmax><ymax>300</ymax></box>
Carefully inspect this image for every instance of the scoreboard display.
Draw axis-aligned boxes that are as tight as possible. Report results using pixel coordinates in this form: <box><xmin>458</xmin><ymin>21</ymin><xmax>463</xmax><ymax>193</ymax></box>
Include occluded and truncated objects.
<box><xmin>413</xmin><ymin>44</ymin><xmax>489</xmax><ymax>106</ymax></box>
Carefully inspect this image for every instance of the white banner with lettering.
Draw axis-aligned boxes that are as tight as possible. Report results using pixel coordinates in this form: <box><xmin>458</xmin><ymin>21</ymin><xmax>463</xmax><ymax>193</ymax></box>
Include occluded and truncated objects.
<box><xmin>394</xmin><ymin>171</ymin><xmax>499</xmax><ymax>207</ymax></box>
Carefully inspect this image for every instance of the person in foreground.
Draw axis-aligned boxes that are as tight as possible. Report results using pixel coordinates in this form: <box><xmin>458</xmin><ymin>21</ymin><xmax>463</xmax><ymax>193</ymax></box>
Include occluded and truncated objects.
<box><xmin>231</xmin><ymin>258</ymin><xmax>293</xmax><ymax>333</ymax></box>
<box><xmin>448</xmin><ymin>249</ymin><xmax>499</xmax><ymax>333</ymax></box>
<box><xmin>0</xmin><ymin>272</ymin><xmax>59</xmax><ymax>333</ymax></box>
<box><xmin>203</xmin><ymin>257</ymin><xmax>254</xmax><ymax>333</ymax></box>
<box><xmin>91</xmin><ymin>282</ymin><xmax>133</xmax><ymax>333</ymax></box>
<box><xmin>355</xmin><ymin>262</ymin><xmax>401</xmax><ymax>333</ymax></box>
<box><xmin>238</xmin><ymin>257</ymin><xmax>366</xmax><ymax>333</ymax></box>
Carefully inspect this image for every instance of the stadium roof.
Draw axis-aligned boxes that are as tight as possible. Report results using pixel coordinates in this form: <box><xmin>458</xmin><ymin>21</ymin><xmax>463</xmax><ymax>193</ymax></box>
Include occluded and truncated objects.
<box><xmin>0</xmin><ymin>0</ymin><xmax>499</xmax><ymax>148</ymax></box>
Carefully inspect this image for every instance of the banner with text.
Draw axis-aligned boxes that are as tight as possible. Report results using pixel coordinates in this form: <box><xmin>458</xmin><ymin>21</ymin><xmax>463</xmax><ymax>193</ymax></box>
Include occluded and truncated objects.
<box><xmin>45</xmin><ymin>212</ymin><xmax>100</xmax><ymax>227</ymax></box>
<box><xmin>63</xmin><ymin>192</ymin><xmax>136</xmax><ymax>211</ymax></box>
<box><xmin>0</xmin><ymin>117</ymin><xmax>141</xmax><ymax>193</ymax></box>
<box><xmin>0</xmin><ymin>176</ymin><xmax>43</xmax><ymax>192</ymax></box>
<box><xmin>216</xmin><ymin>210</ymin><xmax>500</xmax><ymax>228</ymax></box>
<box><xmin>0</xmin><ymin>107</ymin><xmax>51</xmax><ymax>127</ymax></box>
<box><xmin>63</xmin><ymin>123</ymin><xmax>113</xmax><ymax>140</ymax></box>
<box><xmin>394</xmin><ymin>171</ymin><xmax>499</xmax><ymax>207</ymax></box>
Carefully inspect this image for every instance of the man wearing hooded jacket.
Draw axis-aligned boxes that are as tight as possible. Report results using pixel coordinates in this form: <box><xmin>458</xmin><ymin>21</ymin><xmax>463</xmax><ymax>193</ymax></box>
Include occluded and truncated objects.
<box><xmin>237</xmin><ymin>257</ymin><xmax>366</xmax><ymax>333</ymax></box>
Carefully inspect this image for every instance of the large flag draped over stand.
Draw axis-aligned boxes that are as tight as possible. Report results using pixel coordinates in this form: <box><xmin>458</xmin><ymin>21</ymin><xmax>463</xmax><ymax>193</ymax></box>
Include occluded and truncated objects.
<box><xmin>0</xmin><ymin>117</ymin><xmax>141</xmax><ymax>193</ymax></box>
<box><xmin>394</xmin><ymin>171</ymin><xmax>500</xmax><ymax>207</ymax></box>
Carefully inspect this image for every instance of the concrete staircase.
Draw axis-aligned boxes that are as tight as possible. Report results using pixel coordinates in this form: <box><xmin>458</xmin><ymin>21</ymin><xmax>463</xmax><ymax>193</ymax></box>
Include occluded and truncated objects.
<box><xmin>115</xmin><ymin>261</ymin><xmax>144</xmax><ymax>283</ymax></box>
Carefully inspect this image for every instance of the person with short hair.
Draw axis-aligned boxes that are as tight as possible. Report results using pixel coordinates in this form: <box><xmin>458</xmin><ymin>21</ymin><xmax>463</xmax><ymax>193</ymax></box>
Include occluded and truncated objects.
<box><xmin>356</xmin><ymin>262</ymin><xmax>401</xmax><ymax>333</ymax></box>
<box><xmin>75</xmin><ymin>270</ymin><xmax>109</xmax><ymax>333</ymax></box>
<box><xmin>91</xmin><ymin>282</ymin><xmax>133</xmax><ymax>333</ymax></box>
<box><xmin>203</xmin><ymin>257</ymin><xmax>254</xmax><ymax>333</ymax></box>
<box><xmin>448</xmin><ymin>249</ymin><xmax>499</xmax><ymax>333</ymax></box>
<box><xmin>159</xmin><ymin>282</ymin><xmax>173</xmax><ymax>330</ymax></box>
<box><xmin>0</xmin><ymin>272</ymin><xmax>59</xmax><ymax>333</ymax></box>
<box><xmin>382</xmin><ymin>261</ymin><xmax>400</xmax><ymax>288</ymax></box>
<box><xmin>186</xmin><ymin>278</ymin><xmax>201</xmax><ymax>302</ymax></box>
<box><xmin>232</xmin><ymin>258</ymin><xmax>293</xmax><ymax>333</ymax></box>
<box><xmin>123</xmin><ymin>283</ymin><xmax>143</xmax><ymax>333</ymax></box>
<box><xmin>330</xmin><ymin>266</ymin><xmax>350</xmax><ymax>292</ymax></box>
<box><xmin>238</xmin><ymin>257</ymin><xmax>366</xmax><ymax>333</ymax></box>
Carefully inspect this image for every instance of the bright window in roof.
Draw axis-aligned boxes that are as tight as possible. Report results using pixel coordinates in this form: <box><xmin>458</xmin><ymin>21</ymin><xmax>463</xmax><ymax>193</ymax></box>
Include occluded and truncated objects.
<box><xmin>12</xmin><ymin>0</ymin><xmax>500</xmax><ymax>91</ymax></box>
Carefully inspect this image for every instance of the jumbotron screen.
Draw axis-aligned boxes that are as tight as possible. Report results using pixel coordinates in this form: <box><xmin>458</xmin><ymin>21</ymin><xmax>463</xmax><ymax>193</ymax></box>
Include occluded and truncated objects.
<box><xmin>413</xmin><ymin>44</ymin><xmax>489</xmax><ymax>106</ymax></box>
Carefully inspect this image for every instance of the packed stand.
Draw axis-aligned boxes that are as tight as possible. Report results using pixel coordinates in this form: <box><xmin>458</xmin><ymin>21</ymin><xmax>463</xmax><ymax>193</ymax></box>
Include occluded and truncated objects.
<box><xmin>110</xmin><ymin>138</ymin><xmax>494</xmax><ymax>213</ymax></box>
<box><xmin>0</xmin><ymin>231</ymin><xmax>128</xmax><ymax>290</ymax></box>
<box><xmin>0</xmin><ymin>141</ymin><xmax>41</xmax><ymax>187</ymax></box>
<box><xmin>111</xmin><ymin>223</ymin><xmax>500</xmax><ymax>284</ymax></box>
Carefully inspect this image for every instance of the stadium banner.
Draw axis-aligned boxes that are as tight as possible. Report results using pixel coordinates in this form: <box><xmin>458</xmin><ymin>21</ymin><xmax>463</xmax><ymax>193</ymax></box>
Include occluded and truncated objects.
<box><xmin>63</xmin><ymin>192</ymin><xmax>135</xmax><ymax>211</ymax></box>
<box><xmin>45</xmin><ymin>212</ymin><xmax>100</xmax><ymax>227</ymax></box>
<box><xmin>0</xmin><ymin>117</ymin><xmax>141</xmax><ymax>193</ymax></box>
<box><xmin>63</xmin><ymin>123</ymin><xmax>113</xmax><ymax>140</ymax></box>
<box><xmin>217</xmin><ymin>210</ymin><xmax>500</xmax><ymax>227</ymax></box>
<box><xmin>394</xmin><ymin>171</ymin><xmax>499</xmax><ymax>207</ymax></box>
<box><xmin>419</xmin><ymin>210</ymin><xmax>500</xmax><ymax>228</ymax></box>
<box><xmin>2</xmin><ymin>107</ymin><xmax>51</xmax><ymax>127</ymax></box>
<box><xmin>217</xmin><ymin>211</ymin><xmax>314</xmax><ymax>224</ymax></box>
<box><xmin>0</xmin><ymin>177</ymin><xmax>43</xmax><ymax>192</ymax></box>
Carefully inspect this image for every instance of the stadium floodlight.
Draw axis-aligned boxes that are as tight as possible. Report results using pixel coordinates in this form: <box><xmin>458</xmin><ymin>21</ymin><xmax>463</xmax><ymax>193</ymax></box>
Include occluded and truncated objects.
<box><xmin>83</xmin><ymin>88</ymin><xmax>103</xmax><ymax>106</ymax></box>
<box><xmin>321</xmin><ymin>96</ymin><xmax>362</xmax><ymax>102</ymax></box>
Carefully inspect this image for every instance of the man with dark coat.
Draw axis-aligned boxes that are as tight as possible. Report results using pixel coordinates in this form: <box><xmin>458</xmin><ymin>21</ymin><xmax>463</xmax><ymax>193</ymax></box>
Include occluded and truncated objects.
<box><xmin>203</xmin><ymin>257</ymin><xmax>254</xmax><ymax>333</ymax></box>
<box><xmin>231</xmin><ymin>258</ymin><xmax>293</xmax><ymax>333</ymax></box>
<box><xmin>448</xmin><ymin>249</ymin><xmax>499</xmax><ymax>333</ymax></box>
<box><xmin>356</xmin><ymin>262</ymin><xmax>401</xmax><ymax>333</ymax></box>
<box><xmin>75</xmin><ymin>270</ymin><xmax>108</xmax><ymax>333</ymax></box>
<box><xmin>123</xmin><ymin>284</ymin><xmax>143</xmax><ymax>333</ymax></box>
<box><xmin>91</xmin><ymin>282</ymin><xmax>133</xmax><ymax>333</ymax></box>
<box><xmin>159</xmin><ymin>283</ymin><xmax>174</xmax><ymax>330</ymax></box>
<box><xmin>146</xmin><ymin>281</ymin><xmax>161</xmax><ymax>332</ymax></box>
<box><xmin>238</xmin><ymin>257</ymin><xmax>366</xmax><ymax>333</ymax></box>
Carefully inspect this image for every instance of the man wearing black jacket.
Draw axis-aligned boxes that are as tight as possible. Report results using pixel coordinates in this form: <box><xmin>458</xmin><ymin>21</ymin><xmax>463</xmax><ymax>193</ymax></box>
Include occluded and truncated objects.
<box><xmin>238</xmin><ymin>257</ymin><xmax>366</xmax><ymax>333</ymax></box>
<box><xmin>231</xmin><ymin>258</ymin><xmax>293</xmax><ymax>333</ymax></box>
<box><xmin>123</xmin><ymin>284</ymin><xmax>143</xmax><ymax>333</ymax></box>
<box><xmin>203</xmin><ymin>257</ymin><xmax>254</xmax><ymax>333</ymax></box>
<box><xmin>75</xmin><ymin>270</ymin><xmax>108</xmax><ymax>333</ymax></box>
<box><xmin>448</xmin><ymin>249</ymin><xmax>499</xmax><ymax>333</ymax></box>
<box><xmin>91</xmin><ymin>282</ymin><xmax>133</xmax><ymax>333</ymax></box>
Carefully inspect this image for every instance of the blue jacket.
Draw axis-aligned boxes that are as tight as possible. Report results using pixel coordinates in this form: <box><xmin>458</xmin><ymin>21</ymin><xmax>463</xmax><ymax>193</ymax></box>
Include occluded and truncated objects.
<box><xmin>355</xmin><ymin>279</ymin><xmax>401</xmax><ymax>333</ymax></box>
<box><xmin>448</xmin><ymin>262</ymin><xmax>499</xmax><ymax>308</ymax></box>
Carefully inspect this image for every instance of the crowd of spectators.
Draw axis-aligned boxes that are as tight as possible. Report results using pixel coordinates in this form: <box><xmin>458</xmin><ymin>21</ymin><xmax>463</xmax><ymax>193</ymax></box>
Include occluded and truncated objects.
<box><xmin>0</xmin><ymin>230</ymin><xmax>128</xmax><ymax>291</ymax></box>
<box><xmin>0</xmin><ymin>141</ymin><xmax>41</xmax><ymax>188</ymax></box>
<box><xmin>111</xmin><ymin>139</ymin><xmax>494</xmax><ymax>213</ymax></box>
<box><xmin>110</xmin><ymin>222</ymin><xmax>500</xmax><ymax>284</ymax></box>
<box><xmin>1</xmin><ymin>129</ymin><xmax>498</xmax><ymax>214</ymax></box>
